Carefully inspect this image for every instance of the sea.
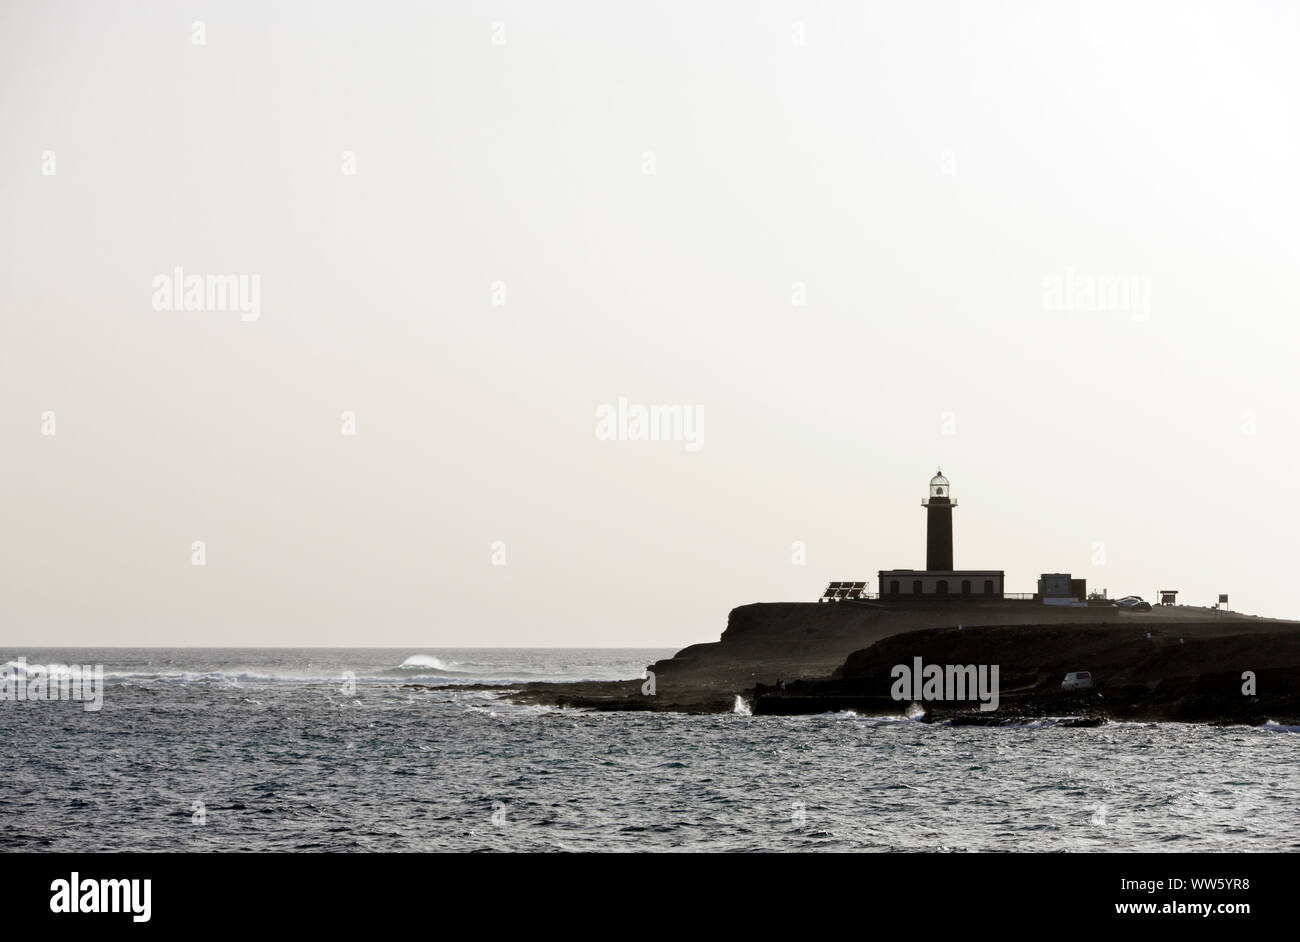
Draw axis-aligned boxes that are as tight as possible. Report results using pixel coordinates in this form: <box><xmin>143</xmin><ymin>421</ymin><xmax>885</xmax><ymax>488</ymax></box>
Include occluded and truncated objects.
<box><xmin>2</xmin><ymin>647</ymin><xmax>1297</xmax><ymax>852</ymax></box>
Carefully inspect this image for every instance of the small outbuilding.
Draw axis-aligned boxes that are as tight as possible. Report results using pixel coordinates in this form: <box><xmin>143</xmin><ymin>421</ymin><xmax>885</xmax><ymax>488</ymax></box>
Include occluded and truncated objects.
<box><xmin>1037</xmin><ymin>573</ymin><xmax>1087</xmax><ymax>602</ymax></box>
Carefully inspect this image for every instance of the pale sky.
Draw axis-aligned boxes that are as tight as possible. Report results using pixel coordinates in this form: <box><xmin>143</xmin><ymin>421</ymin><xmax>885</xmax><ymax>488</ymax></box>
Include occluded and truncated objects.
<box><xmin>3</xmin><ymin>1</ymin><xmax>1299</xmax><ymax>647</ymax></box>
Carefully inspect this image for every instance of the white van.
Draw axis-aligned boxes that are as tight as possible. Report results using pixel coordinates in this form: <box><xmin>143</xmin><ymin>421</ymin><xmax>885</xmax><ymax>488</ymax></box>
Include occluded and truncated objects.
<box><xmin>1061</xmin><ymin>671</ymin><xmax>1094</xmax><ymax>690</ymax></box>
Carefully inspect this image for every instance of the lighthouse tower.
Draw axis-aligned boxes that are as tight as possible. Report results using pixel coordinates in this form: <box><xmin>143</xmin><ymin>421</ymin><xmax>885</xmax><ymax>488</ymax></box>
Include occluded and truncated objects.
<box><xmin>923</xmin><ymin>469</ymin><xmax>954</xmax><ymax>570</ymax></box>
<box><xmin>878</xmin><ymin>468</ymin><xmax>1003</xmax><ymax>600</ymax></box>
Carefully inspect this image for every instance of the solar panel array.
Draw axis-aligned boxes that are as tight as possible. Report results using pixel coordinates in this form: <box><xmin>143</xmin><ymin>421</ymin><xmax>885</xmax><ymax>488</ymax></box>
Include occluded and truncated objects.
<box><xmin>819</xmin><ymin>581</ymin><xmax>867</xmax><ymax>603</ymax></box>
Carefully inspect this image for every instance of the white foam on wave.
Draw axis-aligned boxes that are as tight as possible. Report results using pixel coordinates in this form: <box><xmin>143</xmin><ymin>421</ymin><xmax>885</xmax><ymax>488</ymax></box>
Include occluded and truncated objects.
<box><xmin>832</xmin><ymin>705</ymin><xmax>926</xmax><ymax>723</ymax></box>
<box><xmin>824</xmin><ymin>708</ymin><xmax>924</xmax><ymax>724</ymax></box>
<box><xmin>732</xmin><ymin>695</ymin><xmax>752</xmax><ymax>715</ymax></box>
<box><xmin>399</xmin><ymin>654</ymin><xmax>459</xmax><ymax>672</ymax></box>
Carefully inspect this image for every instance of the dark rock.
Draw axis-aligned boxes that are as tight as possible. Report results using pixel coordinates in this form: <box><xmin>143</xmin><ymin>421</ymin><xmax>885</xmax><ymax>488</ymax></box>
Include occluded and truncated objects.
<box><xmin>493</xmin><ymin>600</ymin><xmax>1300</xmax><ymax>723</ymax></box>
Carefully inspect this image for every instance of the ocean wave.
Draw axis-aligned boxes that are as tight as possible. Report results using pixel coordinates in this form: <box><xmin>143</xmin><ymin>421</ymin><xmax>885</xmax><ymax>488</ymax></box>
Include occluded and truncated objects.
<box><xmin>398</xmin><ymin>654</ymin><xmax>461</xmax><ymax>673</ymax></box>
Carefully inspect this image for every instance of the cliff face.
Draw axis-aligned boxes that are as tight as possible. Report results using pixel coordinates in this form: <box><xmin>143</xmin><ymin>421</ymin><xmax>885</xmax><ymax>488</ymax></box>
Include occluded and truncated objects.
<box><xmin>755</xmin><ymin>621</ymin><xmax>1300</xmax><ymax>724</ymax></box>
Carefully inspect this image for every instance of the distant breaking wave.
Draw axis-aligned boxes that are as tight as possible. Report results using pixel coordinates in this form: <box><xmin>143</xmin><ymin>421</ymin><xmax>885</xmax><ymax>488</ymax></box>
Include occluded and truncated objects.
<box><xmin>398</xmin><ymin>655</ymin><xmax>461</xmax><ymax>673</ymax></box>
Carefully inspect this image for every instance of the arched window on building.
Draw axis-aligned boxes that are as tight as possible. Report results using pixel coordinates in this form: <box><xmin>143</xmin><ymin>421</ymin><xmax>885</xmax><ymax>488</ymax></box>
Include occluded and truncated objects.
<box><xmin>912</xmin><ymin>580</ymin><xmax>923</xmax><ymax>595</ymax></box>
<box><xmin>889</xmin><ymin>580</ymin><xmax>900</xmax><ymax>595</ymax></box>
<box><xmin>983</xmin><ymin>579</ymin><xmax>994</xmax><ymax>596</ymax></box>
<box><xmin>961</xmin><ymin>580</ymin><xmax>971</xmax><ymax>595</ymax></box>
<box><xmin>936</xmin><ymin>579</ymin><xmax>948</xmax><ymax>596</ymax></box>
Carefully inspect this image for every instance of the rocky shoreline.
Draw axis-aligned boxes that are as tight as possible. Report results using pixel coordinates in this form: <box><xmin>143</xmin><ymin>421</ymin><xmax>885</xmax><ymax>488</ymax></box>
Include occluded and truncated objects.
<box><xmin>464</xmin><ymin>600</ymin><xmax>1300</xmax><ymax>725</ymax></box>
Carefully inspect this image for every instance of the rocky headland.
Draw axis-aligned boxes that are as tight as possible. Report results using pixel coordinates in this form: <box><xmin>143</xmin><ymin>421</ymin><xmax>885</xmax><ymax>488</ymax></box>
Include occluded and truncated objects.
<box><xmin>488</xmin><ymin>599</ymin><xmax>1300</xmax><ymax>725</ymax></box>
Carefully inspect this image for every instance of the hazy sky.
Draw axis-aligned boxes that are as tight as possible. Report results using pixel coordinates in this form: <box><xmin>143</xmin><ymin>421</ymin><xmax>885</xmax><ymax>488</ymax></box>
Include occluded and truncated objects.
<box><xmin>3</xmin><ymin>1</ymin><xmax>1299</xmax><ymax>647</ymax></box>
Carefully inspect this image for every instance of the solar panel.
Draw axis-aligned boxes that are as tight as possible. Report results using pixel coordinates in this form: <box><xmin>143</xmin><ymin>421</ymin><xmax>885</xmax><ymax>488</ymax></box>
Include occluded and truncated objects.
<box><xmin>820</xmin><ymin>581</ymin><xmax>868</xmax><ymax>602</ymax></box>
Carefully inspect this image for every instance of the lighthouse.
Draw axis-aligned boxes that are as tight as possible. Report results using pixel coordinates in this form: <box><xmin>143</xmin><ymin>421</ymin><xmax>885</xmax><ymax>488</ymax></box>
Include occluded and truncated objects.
<box><xmin>878</xmin><ymin>468</ymin><xmax>1004</xmax><ymax>600</ymax></box>
<box><xmin>924</xmin><ymin>469</ymin><xmax>954</xmax><ymax>570</ymax></box>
